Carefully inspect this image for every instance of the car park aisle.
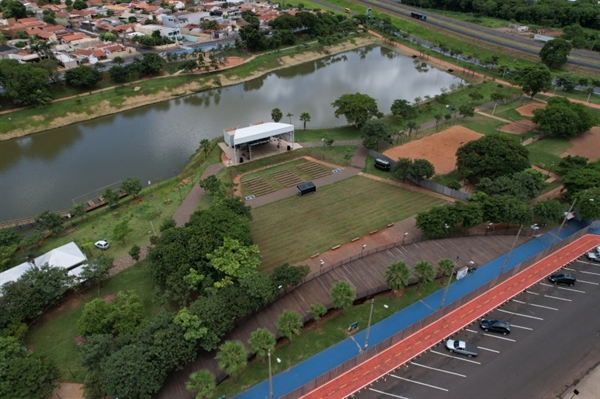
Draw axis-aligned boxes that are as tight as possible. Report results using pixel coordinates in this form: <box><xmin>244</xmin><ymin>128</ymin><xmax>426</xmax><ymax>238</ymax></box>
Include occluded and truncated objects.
<box><xmin>301</xmin><ymin>235</ymin><xmax>600</xmax><ymax>399</ymax></box>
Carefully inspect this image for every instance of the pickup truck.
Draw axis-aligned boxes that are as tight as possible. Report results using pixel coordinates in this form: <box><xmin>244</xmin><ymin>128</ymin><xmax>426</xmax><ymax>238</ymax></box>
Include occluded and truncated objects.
<box><xmin>587</xmin><ymin>246</ymin><xmax>600</xmax><ymax>262</ymax></box>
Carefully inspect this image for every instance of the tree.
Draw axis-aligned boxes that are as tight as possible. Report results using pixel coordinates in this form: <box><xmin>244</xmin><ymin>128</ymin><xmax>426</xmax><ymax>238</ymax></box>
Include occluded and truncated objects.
<box><xmin>174</xmin><ymin>308</ymin><xmax>207</xmax><ymax>342</ymax></box>
<box><xmin>384</xmin><ymin>261</ymin><xmax>410</xmax><ymax>295</ymax></box>
<box><xmin>330</xmin><ymin>280</ymin><xmax>355</xmax><ymax>314</ymax></box>
<box><xmin>468</xmin><ymin>90</ymin><xmax>484</xmax><ymax>102</ymax></box>
<box><xmin>80</xmin><ymin>256</ymin><xmax>113</xmax><ymax>289</ymax></box>
<box><xmin>270</xmin><ymin>263</ymin><xmax>310</xmax><ymax>289</ymax></box>
<box><xmin>361</xmin><ymin>120</ymin><xmax>392</xmax><ymax>150</ymax></box>
<box><xmin>413</xmin><ymin>261</ymin><xmax>435</xmax><ymax>291</ymax></box>
<box><xmin>574</xmin><ymin>187</ymin><xmax>600</xmax><ymax>221</ymax></box>
<box><xmin>111</xmin><ymin>290</ymin><xmax>144</xmax><ymax>335</ymax></box>
<box><xmin>481</xmin><ymin>194</ymin><xmax>533</xmax><ymax>225</ymax></box>
<box><xmin>406</xmin><ymin>120</ymin><xmax>418</xmax><ymax>137</ymax></box>
<box><xmin>207</xmin><ymin>238</ymin><xmax>260</xmax><ymax>288</ymax></box>
<box><xmin>458</xmin><ymin>104</ymin><xmax>475</xmax><ymax>118</ymax></box>
<box><xmin>139</xmin><ymin>53</ymin><xmax>164</xmax><ymax>76</ymax></box>
<box><xmin>71</xmin><ymin>202</ymin><xmax>86</xmax><ymax>221</ymax></box>
<box><xmin>332</xmin><ymin>93</ymin><xmax>382</xmax><ymax>128</ymax></box>
<box><xmin>556</xmin><ymin>155</ymin><xmax>588</xmax><ymax>176</ymax></box>
<box><xmin>277</xmin><ymin>310</ymin><xmax>302</xmax><ymax>344</ymax></box>
<box><xmin>456</xmin><ymin>134</ymin><xmax>530</xmax><ymax>182</ymax></box>
<box><xmin>475</xmin><ymin>170</ymin><xmax>546</xmax><ymax>203</ymax></box>
<box><xmin>415</xmin><ymin>205</ymin><xmax>458</xmax><ymax>239</ymax></box>
<box><xmin>533</xmin><ymin>199</ymin><xmax>565</xmax><ymax>224</ymax></box>
<box><xmin>216</xmin><ymin>341</ymin><xmax>247</xmax><ymax>383</ymax></box>
<box><xmin>111</xmin><ymin>218</ymin><xmax>132</xmax><ymax>244</ymax></box>
<box><xmin>271</xmin><ymin>107</ymin><xmax>283</xmax><ymax>122</ymax></box>
<box><xmin>77</xmin><ymin>298</ymin><xmax>113</xmax><ymax>336</ymax></box>
<box><xmin>562</xmin><ymin>160</ymin><xmax>600</xmax><ymax>196</ymax></box>
<box><xmin>159</xmin><ymin>218</ymin><xmax>176</xmax><ymax>232</ymax></box>
<box><xmin>437</xmin><ymin>258</ymin><xmax>454</xmax><ymax>279</ymax></box>
<box><xmin>38</xmin><ymin>59</ymin><xmax>60</xmax><ymax>83</ymax></box>
<box><xmin>199</xmin><ymin>138</ymin><xmax>211</xmax><ymax>159</ymax></box>
<box><xmin>539</xmin><ymin>38</ymin><xmax>572</xmax><ymax>69</ymax></box>
<box><xmin>532</xmin><ymin>97</ymin><xmax>597</xmax><ymax>138</ymax></box>
<box><xmin>392</xmin><ymin>158</ymin><xmax>412</xmax><ymax>181</ymax></box>
<box><xmin>186</xmin><ymin>370</ymin><xmax>215</xmax><ymax>399</ymax></box>
<box><xmin>128</xmin><ymin>244</ymin><xmax>141</xmax><ymax>262</ymax></box>
<box><xmin>35</xmin><ymin>210</ymin><xmax>63</xmax><ymax>235</ymax></box>
<box><xmin>390</xmin><ymin>98</ymin><xmax>417</xmax><ymax>120</ymax></box>
<box><xmin>120</xmin><ymin>178</ymin><xmax>142</xmax><ymax>198</ymax></box>
<box><xmin>79</xmin><ymin>334</ymin><xmax>113</xmax><ymax>371</ymax></box>
<box><xmin>410</xmin><ymin>159</ymin><xmax>435</xmax><ymax>181</ymax></box>
<box><xmin>299</xmin><ymin>112</ymin><xmax>311</xmax><ymax>130</ymax></box>
<box><xmin>248</xmin><ymin>328</ymin><xmax>275</xmax><ymax>361</ymax></box>
<box><xmin>308</xmin><ymin>303</ymin><xmax>327</xmax><ymax>328</ymax></box>
<box><xmin>102</xmin><ymin>188</ymin><xmax>119</xmax><ymax>207</ymax></box>
<box><xmin>64</xmin><ymin>65</ymin><xmax>102</xmax><ymax>90</ymax></box>
<box><xmin>519</xmin><ymin>64</ymin><xmax>552</xmax><ymax>98</ymax></box>
<box><xmin>434</xmin><ymin>113</ymin><xmax>443</xmax><ymax>130</ymax></box>
<box><xmin>72</xmin><ymin>0</ymin><xmax>87</xmax><ymax>10</ymax></box>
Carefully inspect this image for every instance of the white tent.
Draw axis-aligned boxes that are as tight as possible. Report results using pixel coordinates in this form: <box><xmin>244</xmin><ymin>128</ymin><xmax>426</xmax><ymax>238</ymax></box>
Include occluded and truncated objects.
<box><xmin>223</xmin><ymin>122</ymin><xmax>295</xmax><ymax>163</ymax></box>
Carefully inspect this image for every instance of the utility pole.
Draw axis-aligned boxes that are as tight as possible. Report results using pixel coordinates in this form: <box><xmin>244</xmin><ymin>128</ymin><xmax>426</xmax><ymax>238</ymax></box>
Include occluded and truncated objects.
<box><xmin>499</xmin><ymin>224</ymin><xmax>523</xmax><ymax>276</ymax></box>
<box><xmin>364</xmin><ymin>299</ymin><xmax>374</xmax><ymax>350</ymax></box>
<box><xmin>551</xmin><ymin>198</ymin><xmax>577</xmax><ymax>246</ymax></box>
<box><xmin>268</xmin><ymin>349</ymin><xmax>273</xmax><ymax>399</ymax></box>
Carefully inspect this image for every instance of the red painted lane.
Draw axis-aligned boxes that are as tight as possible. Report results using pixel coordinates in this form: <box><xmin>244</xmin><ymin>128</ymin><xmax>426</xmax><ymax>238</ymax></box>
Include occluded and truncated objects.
<box><xmin>301</xmin><ymin>235</ymin><xmax>600</xmax><ymax>399</ymax></box>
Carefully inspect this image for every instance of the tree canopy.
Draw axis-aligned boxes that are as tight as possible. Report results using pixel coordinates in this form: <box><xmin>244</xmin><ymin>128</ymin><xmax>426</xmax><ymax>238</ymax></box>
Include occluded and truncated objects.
<box><xmin>64</xmin><ymin>65</ymin><xmax>103</xmax><ymax>90</ymax></box>
<box><xmin>532</xmin><ymin>97</ymin><xmax>597</xmax><ymax>138</ymax></box>
<box><xmin>519</xmin><ymin>64</ymin><xmax>552</xmax><ymax>98</ymax></box>
<box><xmin>332</xmin><ymin>93</ymin><xmax>382</xmax><ymax>128</ymax></box>
<box><xmin>539</xmin><ymin>38</ymin><xmax>572</xmax><ymax>69</ymax></box>
<box><xmin>330</xmin><ymin>280</ymin><xmax>355</xmax><ymax>313</ymax></box>
<box><xmin>0</xmin><ymin>60</ymin><xmax>52</xmax><ymax>106</ymax></box>
<box><xmin>361</xmin><ymin>120</ymin><xmax>392</xmax><ymax>150</ymax></box>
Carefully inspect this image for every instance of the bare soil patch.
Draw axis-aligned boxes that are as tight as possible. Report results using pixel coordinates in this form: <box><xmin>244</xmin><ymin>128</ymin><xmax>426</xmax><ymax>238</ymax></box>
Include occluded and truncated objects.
<box><xmin>73</xmin><ymin>336</ymin><xmax>86</xmax><ymax>347</ymax></box>
<box><xmin>383</xmin><ymin>126</ymin><xmax>484</xmax><ymax>175</ymax></box>
<box><xmin>103</xmin><ymin>293</ymin><xmax>116</xmax><ymax>303</ymax></box>
<box><xmin>499</xmin><ymin>119</ymin><xmax>538</xmax><ymax>134</ymax></box>
<box><xmin>515</xmin><ymin>102</ymin><xmax>545</xmax><ymax>117</ymax></box>
<box><xmin>562</xmin><ymin>126</ymin><xmax>600</xmax><ymax>161</ymax></box>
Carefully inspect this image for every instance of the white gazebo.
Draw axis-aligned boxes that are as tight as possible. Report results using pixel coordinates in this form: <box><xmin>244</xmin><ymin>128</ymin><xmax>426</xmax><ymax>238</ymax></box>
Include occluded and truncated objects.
<box><xmin>222</xmin><ymin>121</ymin><xmax>296</xmax><ymax>165</ymax></box>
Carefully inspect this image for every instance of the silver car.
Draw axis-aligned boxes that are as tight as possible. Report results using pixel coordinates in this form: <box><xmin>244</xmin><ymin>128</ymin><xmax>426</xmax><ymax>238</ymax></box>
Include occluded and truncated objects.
<box><xmin>445</xmin><ymin>339</ymin><xmax>478</xmax><ymax>357</ymax></box>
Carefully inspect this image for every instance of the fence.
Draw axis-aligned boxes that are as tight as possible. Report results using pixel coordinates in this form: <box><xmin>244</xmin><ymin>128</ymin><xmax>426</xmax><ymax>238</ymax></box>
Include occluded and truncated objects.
<box><xmin>368</xmin><ymin>150</ymin><xmax>472</xmax><ymax>201</ymax></box>
<box><xmin>279</xmin><ymin>225</ymin><xmax>592</xmax><ymax>399</ymax></box>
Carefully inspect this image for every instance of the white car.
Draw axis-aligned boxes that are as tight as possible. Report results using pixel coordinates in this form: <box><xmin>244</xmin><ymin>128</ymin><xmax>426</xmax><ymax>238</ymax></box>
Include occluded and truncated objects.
<box><xmin>95</xmin><ymin>240</ymin><xmax>109</xmax><ymax>250</ymax></box>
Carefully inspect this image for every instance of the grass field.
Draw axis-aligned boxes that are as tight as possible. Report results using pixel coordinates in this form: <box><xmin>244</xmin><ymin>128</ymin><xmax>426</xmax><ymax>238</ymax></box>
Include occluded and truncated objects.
<box><xmin>526</xmin><ymin>137</ymin><xmax>572</xmax><ymax>168</ymax></box>
<box><xmin>25</xmin><ymin>260</ymin><xmax>165</xmax><ymax>382</ymax></box>
<box><xmin>251</xmin><ymin>176</ymin><xmax>446</xmax><ymax>272</ymax></box>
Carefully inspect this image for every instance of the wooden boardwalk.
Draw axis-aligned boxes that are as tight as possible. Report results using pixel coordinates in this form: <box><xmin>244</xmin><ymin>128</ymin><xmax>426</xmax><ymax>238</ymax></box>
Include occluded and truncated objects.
<box><xmin>156</xmin><ymin>234</ymin><xmax>530</xmax><ymax>399</ymax></box>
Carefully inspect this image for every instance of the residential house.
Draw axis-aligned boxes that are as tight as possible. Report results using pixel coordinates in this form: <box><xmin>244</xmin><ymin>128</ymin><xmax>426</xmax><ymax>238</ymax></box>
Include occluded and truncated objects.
<box><xmin>135</xmin><ymin>23</ymin><xmax>182</xmax><ymax>40</ymax></box>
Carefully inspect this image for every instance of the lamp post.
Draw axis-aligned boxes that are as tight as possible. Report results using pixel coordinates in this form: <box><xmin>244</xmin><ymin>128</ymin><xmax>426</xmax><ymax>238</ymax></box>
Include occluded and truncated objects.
<box><xmin>439</xmin><ymin>267</ymin><xmax>454</xmax><ymax>310</ymax></box>
<box><xmin>319</xmin><ymin>259</ymin><xmax>324</xmax><ymax>275</ymax></box>
<box><xmin>402</xmin><ymin>232</ymin><xmax>408</xmax><ymax>244</ymax></box>
<box><xmin>361</xmin><ymin>244</ymin><xmax>366</xmax><ymax>258</ymax></box>
<box><xmin>551</xmin><ymin>197</ymin><xmax>578</xmax><ymax>246</ymax></box>
<box><xmin>468</xmin><ymin>260</ymin><xmax>477</xmax><ymax>272</ymax></box>
<box><xmin>268</xmin><ymin>349</ymin><xmax>273</xmax><ymax>399</ymax></box>
<box><xmin>364</xmin><ymin>299</ymin><xmax>374</xmax><ymax>350</ymax></box>
<box><xmin>499</xmin><ymin>224</ymin><xmax>523</xmax><ymax>276</ymax></box>
<box><xmin>530</xmin><ymin>223</ymin><xmax>539</xmax><ymax>236</ymax></box>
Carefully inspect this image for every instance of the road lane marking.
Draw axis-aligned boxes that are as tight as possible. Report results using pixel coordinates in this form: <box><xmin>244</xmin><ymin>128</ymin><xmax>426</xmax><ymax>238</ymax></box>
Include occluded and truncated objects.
<box><xmin>390</xmin><ymin>375</ymin><xmax>448</xmax><ymax>391</ymax></box>
<box><xmin>578</xmin><ymin>279</ymin><xmax>599</xmax><ymax>285</ymax></box>
<box><xmin>539</xmin><ymin>283</ymin><xmax>585</xmax><ymax>293</ymax></box>
<box><xmin>563</xmin><ymin>267</ymin><xmax>576</xmax><ymax>271</ymax></box>
<box><xmin>525</xmin><ymin>290</ymin><xmax>539</xmax><ymax>295</ymax></box>
<box><xmin>410</xmin><ymin>362</ymin><xmax>466</xmax><ymax>377</ymax></box>
<box><xmin>497</xmin><ymin>309</ymin><xmax>543</xmax><ymax>320</ymax></box>
<box><xmin>429</xmin><ymin>350</ymin><xmax>481</xmax><ymax>364</ymax></box>
<box><xmin>543</xmin><ymin>294</ymin><xmax>572</xmax><ymax>302</ymax></box>
<box><xmin>483</xmin><ymin>333</ymin><xmax>516</xmax><ymax>342</ymax></box>
<box><xmin>477</xmin><ymin>346</ymin><xmax>500</xmax><ymax>353</ymax></box>
<box><xmin>512</xmin><ymin>299</ymin><xmax>558</xmax><ymax>311</ymax></box>
<box><xmin>368</xmin><ymin>388</ymin><xmax>409</xmax><ymax>399</ymax></box>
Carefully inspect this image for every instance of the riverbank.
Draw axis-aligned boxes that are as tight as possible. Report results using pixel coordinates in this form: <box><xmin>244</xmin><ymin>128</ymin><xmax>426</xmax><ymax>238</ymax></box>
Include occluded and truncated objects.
<box><xmin>0</xmin><ymin>36</ymin><xmax>384</xmax><ymax>142</ymax></box>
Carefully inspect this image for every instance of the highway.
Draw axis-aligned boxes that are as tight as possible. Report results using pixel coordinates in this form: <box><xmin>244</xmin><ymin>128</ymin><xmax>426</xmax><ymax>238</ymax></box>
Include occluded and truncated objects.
<box><xmin>347</xmin><ymin>0</ymin><xmax>600</xmax><ymax>71</ymax></box>
<box><xmin>357</xmin><ymin>257</ymin><xmax>600</xmax><ymax>399</ymax></box>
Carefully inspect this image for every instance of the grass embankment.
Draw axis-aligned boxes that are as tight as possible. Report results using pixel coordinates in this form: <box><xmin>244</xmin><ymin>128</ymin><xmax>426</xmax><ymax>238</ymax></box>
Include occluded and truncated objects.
<box><xmin>214</xmin><ymin>279</ymin><xmax>445</xmax><ymax>397</ymax></box>
<box><xmin>252</xmin><ymin>175</ymin><xmax>447</xmax><ymax>272</ymax></box>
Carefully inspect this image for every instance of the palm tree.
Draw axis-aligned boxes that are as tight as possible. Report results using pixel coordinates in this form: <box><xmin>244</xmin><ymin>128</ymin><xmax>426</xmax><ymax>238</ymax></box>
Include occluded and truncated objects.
<box><xmin>277</xmin><ymin>310</ymin><xmax>302</xmax><ymax>344</ymax></box>
<box><xmin>215</xmin><ymin>340</ymin><xmax>247</xmax><ymax>383</ymax></box>
<box><xmin>286</xmin><ymin>112</ymin><xmax>293</xmax><ymax>124</ymax></box>
<box><xmin>248</xmin><ymin>328</ymin><xmax>275</xmax><ymax>362</ymax></box>
<box><xmin>434</xmin><ymin>113</ymin><xmax>443</xmax><ymax>130</ymax></box>
<box><xmin>199</xmin><ymin>138</ymin><xmax>211</xmax><ymax>159</ymax></box>
<box><xmin>437</xmin><ymin>258</ymin><xmax>454</xmax><ymax>281</ymax></box>
<box><xmin>271</xmin><ymin>108</ymin><xmax>283</xmax><ymax>122</ymax></box>
<box><xmin>186</xmin><ymin>370</ymin><xmax>215</xmax><ymax>399</ymax></box>
<box><xmin>330</xmin><ymin>281</ymin><xmax>355</xmax><ymax>314</ymax></box>
<box><xmin>385</xmin><ymin>261</ymin><xmax>410</xmax><ymax>296</ymax></box>
<box><xmin>299</xmin><ymin>112</ymin><xmax>311</xmax><ymax>130</ymax></box>
<box><xmin>308</xmin><ymin>303</ymin><xmax>327</xmax><ymax>328</ymax></box>
<box><xmin>413</xmin><ymin>123</ymin><xmax>421</xmax><ymax>138</ymax></box>
<box><xmin>406</xmin><ymin>121</ymin><xmax>418</xmax><ymax>137</ymax></box>
<box><xmin>413</xmin><ymin>261</ymin><xmax>435</xmax><ymax>291</ymax></box>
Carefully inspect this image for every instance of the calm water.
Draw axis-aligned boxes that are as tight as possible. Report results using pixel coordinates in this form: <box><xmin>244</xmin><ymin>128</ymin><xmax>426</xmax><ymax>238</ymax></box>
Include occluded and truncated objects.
<box><xmin>0</xmin><ymin>46</ymin><xmax>459</xmax><ymax>220</ymax></box>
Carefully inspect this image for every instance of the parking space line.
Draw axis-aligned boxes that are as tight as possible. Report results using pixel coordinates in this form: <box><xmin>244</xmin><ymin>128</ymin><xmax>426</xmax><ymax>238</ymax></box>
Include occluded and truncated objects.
<box><xmin>390</xmin><ymin>375</ymin><xmax>448</xmax><ymax>391</ymax></box>
<box><xmin>512</xmin><ymin>299</ymin><xmax>558</xmax><ymax>311</ymax></box>
<box><xmin>483</xmin><ymin>333</ymin><xmax>516</xmax><ymax>342</ymax></box>
<box><xmin>579</xmin><ymin>270</ymin><xmax>600</xmax><ymax>276</ymax></box>
<box><xmin>510</xmin><ymin>324</ymin><xmax>533</xmax><ymax>331</ymax></box>
<box><xmin>477</xmin><ymin>346</ymin><xmax>500</xmax><ymax>353</ymax></box>
<box><xmin>465</xmin><ymin>328</ymin><xmax>478</xmax><ymax>334</ymax></box>
<box><xmin>525</xmin><ymin>290</ymin><xmax>539</xmax><ymax>295</ymax></box>
<box><xmin>539</xmin><ymin>283</ymin><xmax>585</xmax><ymax>293</ymax></box>
<box><xmin>410</xmin><ymin>362</ymin><xmax>467</xmax><ymax>377</ymax></box>
<box><xmin>544</xmin><ymin>294</ymin><xmax>572</xmax><ymax>302</ymax></box>
<box><xmin>497</xmin><ymin>309</ymin><xmax>544</xmax><ymax>320</ymax></box>
<box><xmin>577</xmin><ymin>260</ymin><xmax>600</xmax><ymax>267</ymax></box>
<box><xmin>368</xmin><ymin>388</ymin><xmax>410</xmax><ymax>399</ymax></box>
<box><xmin>429</xmin><ymin>350</ymin><xmax>481</xmax><ymax>364</ymax></box>
<box><xmin>563</xmin><ymin>267</ymin><xmax>576</xmax><ymax>271</ymax></box>
<box><xmin>577</xmin><ymin>280</ymin><xmax>599</xmax><ymax>285</ymax></box>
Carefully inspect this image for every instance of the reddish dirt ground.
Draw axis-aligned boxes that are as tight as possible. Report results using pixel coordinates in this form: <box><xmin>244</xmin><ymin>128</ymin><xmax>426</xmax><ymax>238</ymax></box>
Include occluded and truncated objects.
<box><xmin>516</xmin><ymin>102</ymin><xmax>545</xmax><ymax>117</ymax></box>
<box><xmin>562</xmin><ymin>126</ymin><xmax>600</xmax><ymax>161</ymax></box>
<box><xmin>382</xmin><ymin>126</ymin><xmax>483</xmax><ymax>175</ymax></box>
<box><xmin>499</xmin><ymin>119</ymin><xmax>538</xmax><ymax>134</ymax></box>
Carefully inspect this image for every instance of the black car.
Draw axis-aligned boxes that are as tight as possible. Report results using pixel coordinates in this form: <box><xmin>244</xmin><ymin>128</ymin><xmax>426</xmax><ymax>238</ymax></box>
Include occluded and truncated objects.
<box><xmin>480</xmin><ymin>319</ymin><xmax>511</xmax><ymax>335</ymax></box>
<box><xmin>548</xmin><ymin>273</ymin><xmax>576</xmax><ymax>286</ymax></box>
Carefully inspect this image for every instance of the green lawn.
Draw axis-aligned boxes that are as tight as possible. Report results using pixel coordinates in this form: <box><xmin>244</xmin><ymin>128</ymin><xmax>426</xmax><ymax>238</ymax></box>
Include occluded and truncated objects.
<box><xmin>295</xmin><ymin>126</ymin><xmax>361</xmax><ymax>142</ymax></box>
<box><xmin>25</xmin><ymin>260</ymin><xmax>165</xmax><ymax>382</ymax></box>
<box><xmin>214</xmin><ymin>278</ymin><xmax>446</xmax><ymax>397</ymax></box>
<box><xmin>526</xmin><ymin>137</ymin><xmax>571</xmax><ymax>169</ymax></box>
<box><xmin>252</xmin><ymin>176</ymin><xmax>447</xmax><ymax>272</ymax></box>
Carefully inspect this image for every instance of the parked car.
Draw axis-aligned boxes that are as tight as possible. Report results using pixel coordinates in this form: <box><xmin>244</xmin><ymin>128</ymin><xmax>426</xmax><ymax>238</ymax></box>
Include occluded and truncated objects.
<box><xmin>95</xmin><ymin>240</ymin><xmax>110</xmax><ymax>250</ymax></box>
<box><xmin>548</xmin><ymin>273</ymin><xmax>576</xmax><ymax>286</ymax></box>
<box><xmin>445</xmin><ymin>339</ymin><xmax>478</xmax><ymax>357</ymax></box>
<box><xmin>480</xmin><ymin>319</ymin><xmax>511</xmax><ymax>335</ymax></box>
<box><xmin>586</xmin><ymin>246</ymin><xmax>600</xmax><ymax>262</ymax></box>
<box><xmin>374</xmin><ymin>158</ymin><xmax>391</xmax><ymax>171</ymax></box>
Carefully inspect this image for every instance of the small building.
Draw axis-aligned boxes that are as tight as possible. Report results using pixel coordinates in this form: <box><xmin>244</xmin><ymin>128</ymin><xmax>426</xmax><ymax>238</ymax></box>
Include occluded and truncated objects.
<box><xmin>297</xmin><ymin>181</ymin><xmax>316</xmax><ymax>196</ymax></box>
<box><xmin>222</xmin><ymin>121</ymin><xmax>295</xmax><ymax>165</ymax></box>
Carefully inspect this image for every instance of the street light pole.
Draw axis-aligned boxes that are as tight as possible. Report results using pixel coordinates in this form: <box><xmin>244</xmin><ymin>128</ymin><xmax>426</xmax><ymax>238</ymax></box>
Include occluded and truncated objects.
<box><xmin>439</xmin><ymin>268</ymin><xmax>454</xmax><ymax>310</ymax></box>
<box><xmin>319</xmin><ymin>259</ymin><xmax>324</xmax><ymax>275</ymax></box>
<box><xmin>551</xmin><ymin>198</ymin><xmax>577</xmax><ymax>246</ymax></box>
<box><xmin>402</xmin><ymin>232</ymin><xmax>408</xmax><ymax>244</ymax></box>
<box><xmin>364</xmin><ymin>299</ymin><xmax>374</xmax><ymax>350</ymax></box>
<box><xmin>361</xmin><ymin>244</ymin><xmax>366</xmax><ymax>258</ymax></box>
<box><xmin>268</xmin><ymin>349</ymin><xmax>273</xmax><ymax>399</ymax></box>
<box><xmin>499</xmin><ymin>224</ymin><xmax>523</xmax><ymax>276</ymax></box>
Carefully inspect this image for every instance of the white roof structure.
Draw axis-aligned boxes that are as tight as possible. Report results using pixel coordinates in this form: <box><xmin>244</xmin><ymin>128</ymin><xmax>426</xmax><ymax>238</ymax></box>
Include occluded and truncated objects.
<box><xmin>0</xmin><ymin>242</ymin><xmax>87</xmax><ymax>288</ymax></box>
<box><xmin>227</xmin><ymin>122</ymin><xmax>294</xmax><ymax>146</ymax></box>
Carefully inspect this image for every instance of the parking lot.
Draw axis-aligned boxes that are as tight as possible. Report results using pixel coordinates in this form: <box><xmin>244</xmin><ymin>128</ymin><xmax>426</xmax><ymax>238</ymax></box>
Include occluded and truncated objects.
<box><xmin>358</xmin><ymin>257</ymin><xmax>600</xmax><ymax>399</ymax></box>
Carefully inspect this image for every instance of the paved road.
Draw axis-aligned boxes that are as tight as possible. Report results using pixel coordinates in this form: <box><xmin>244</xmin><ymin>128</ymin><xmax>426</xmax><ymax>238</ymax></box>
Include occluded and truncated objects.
<box><xmin>358</xmin><ymin>257</ymin><xmax>600</xmax><ymax>399</ymax></box>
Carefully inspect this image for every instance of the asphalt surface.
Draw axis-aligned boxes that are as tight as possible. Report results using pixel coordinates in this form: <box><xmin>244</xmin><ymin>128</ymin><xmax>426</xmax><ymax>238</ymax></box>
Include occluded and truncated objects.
<box><xmin>348</xmin><ymin>0</ymin><xmax>600</xmax><ymax>71</ymax></box>
<box><xmin>357</xmin><ymin>257</ymin><xmax>600</xmax><ymax>399</ymax></box>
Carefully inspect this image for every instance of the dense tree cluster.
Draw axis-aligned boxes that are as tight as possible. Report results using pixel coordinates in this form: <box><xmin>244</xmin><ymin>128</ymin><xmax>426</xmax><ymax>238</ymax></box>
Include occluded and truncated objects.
<box><xmin>0</xmin><ymin>59</ymin><xmax>52</xmax><ymax>106</ymax></box>
<box><xmin>401</xmin><ymin>0</ymin><xmax>600</xmax><ymax>30</ymax></box>
<box><xmin>332</xmin><ymin>93</ymin><xmax>383</xmax><ymax>128</ymax></box>
<box><xmin>64</xmin><ymin>65</ymin><xmax>103</xmax><ymax>90</ymax></box>
<box><xmin>532</xmin><ymin>97</ymin><xmax>598</xmax><ymax>138</ymax></box>
<box><xmin>475</xmin><ymin>170</ymin><xmax>547</xmax><ymax>203</ymax></box>
<box><xmin>392</xmin><ymin>158</ymin><xmax>436</xmax><ymax>181</ymax></box>
<box><xmin>109</xmin><ymin>53</ymin><xmax>165</xmax><ymax>83</ymax></box>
